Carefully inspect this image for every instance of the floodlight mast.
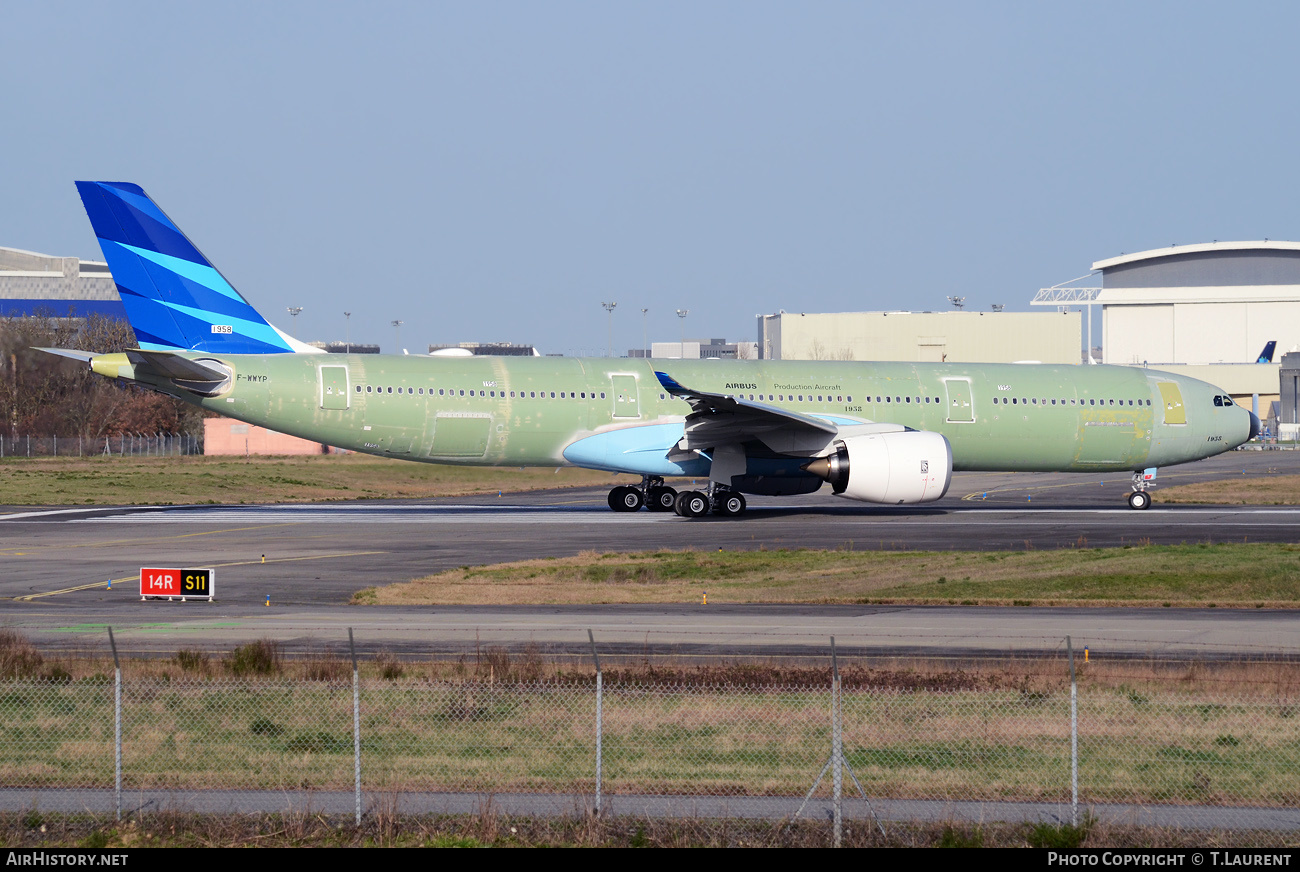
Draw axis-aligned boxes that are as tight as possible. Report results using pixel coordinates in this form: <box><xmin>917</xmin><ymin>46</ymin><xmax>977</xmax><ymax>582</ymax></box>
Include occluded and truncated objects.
<box><xmin>601</xmin><ymin>302</ymin><xmax>617</xmax><ymax>357</ymax></box>
<box><xmin>676</xmin><ymin>309</ymin><xmax>689</xmax><ymax>359</ymax></box>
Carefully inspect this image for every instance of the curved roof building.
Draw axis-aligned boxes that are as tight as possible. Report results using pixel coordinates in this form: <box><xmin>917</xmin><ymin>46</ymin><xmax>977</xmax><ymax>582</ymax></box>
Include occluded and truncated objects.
<box><xmin>1094</xmin><ymin>241</ymin><xmax>1300</xmax><ymax>368</ymax></box>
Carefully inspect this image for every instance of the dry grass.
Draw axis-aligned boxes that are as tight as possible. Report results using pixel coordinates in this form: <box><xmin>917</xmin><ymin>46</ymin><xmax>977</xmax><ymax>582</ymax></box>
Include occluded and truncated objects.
<box><xmin>0</xmin><ymin>453</ymin><xmax>638</xmax><ymax>507</ymax></box>
<box><xmin>2</xmin><ymin>810</ymin><xmax>1294</xmax><ymax>848</ymax></box>
<box><xmin>3</xmin><ymin>630</ymin><xmax>1300</xmax><ymax>808</ymax></box>
<box><xmin>1158</xmin><ymin>473</ymin><xmax>1300</xmax><ymax>505</ymax></box>
<box><xmin>365</xmin><ymin>542</ymin><xmax>1300</xmax><ymax>607</ymax></box>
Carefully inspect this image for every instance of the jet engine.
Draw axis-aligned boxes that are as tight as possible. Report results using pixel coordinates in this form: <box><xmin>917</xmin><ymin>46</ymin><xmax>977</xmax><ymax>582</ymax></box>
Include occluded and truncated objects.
<box><xmin>803</xmin><ymin>431</ymin><xmax>953</xmax><ymax>504</ymax></box>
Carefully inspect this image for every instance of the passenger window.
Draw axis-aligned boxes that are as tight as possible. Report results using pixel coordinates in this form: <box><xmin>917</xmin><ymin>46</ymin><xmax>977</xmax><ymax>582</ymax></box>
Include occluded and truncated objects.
<box><xmin>365</xmin><ymin>385</ymin><xmax>372</xmax><ymax>393</ymax></box>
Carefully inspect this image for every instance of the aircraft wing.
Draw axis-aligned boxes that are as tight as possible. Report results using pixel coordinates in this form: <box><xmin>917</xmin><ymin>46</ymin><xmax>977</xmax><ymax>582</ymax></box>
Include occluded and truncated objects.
<box><xmin>655</xmin><ymin>370</ymin><xmax>841</xmax><ymax>455</ymax></box>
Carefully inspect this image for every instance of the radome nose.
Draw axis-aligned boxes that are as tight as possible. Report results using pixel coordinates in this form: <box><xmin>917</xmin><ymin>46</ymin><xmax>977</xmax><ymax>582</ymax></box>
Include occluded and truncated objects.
<box><xmin>1248</xmin><ymin>411</ymin><xmax>1261</xmax><ymax>441</ymax></box>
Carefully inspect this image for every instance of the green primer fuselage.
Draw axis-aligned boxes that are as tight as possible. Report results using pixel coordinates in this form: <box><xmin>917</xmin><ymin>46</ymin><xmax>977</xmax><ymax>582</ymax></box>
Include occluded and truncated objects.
<box><xmin>173</xmin><ymin>353</ymin><xmax>1251</xmax><ymax>475</ymax></box>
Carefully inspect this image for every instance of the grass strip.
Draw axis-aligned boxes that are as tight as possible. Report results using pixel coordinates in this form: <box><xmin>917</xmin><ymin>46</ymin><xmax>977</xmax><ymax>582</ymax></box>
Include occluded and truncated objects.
<box><xmin>0</xmin><ymin>454</ymin><xmax>635</xmax><ymax>506</ymax></box>
<box><xmin>363</xmin><ymin>542</ymin><xmax>1300</xmax><ymax>607</ymax></box>
<box><xmin>1158</xmin><ymin>474</ymin><xmax>1300</xmax><ymax>505</ymax></box>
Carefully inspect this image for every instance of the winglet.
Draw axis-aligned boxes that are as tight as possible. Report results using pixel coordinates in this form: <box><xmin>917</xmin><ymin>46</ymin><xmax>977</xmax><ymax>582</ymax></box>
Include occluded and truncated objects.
<box><xmin>654</xmin><ymin>370</ymin><xmax>688</xmax><ymax>395</ymax></box>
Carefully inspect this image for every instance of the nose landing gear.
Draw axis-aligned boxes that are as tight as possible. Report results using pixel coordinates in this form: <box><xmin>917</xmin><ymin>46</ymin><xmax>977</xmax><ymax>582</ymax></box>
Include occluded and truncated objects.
<box><xmin>1127</xmin><ymin>469</ymin><xmax>1155</xmax><ymax>510</ymax></box>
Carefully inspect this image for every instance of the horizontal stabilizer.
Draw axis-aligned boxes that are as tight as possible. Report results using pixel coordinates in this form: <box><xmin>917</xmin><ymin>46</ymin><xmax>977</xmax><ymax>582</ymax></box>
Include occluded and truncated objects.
<box><xmin>124</xmin><ymin>349</ymin><xmax>230</xmax><ymax>383</ymax></box>
<box><xmin>33</xmin><ymin>347</ymin><xmax>96</xmax><ymax>364</ymax></box>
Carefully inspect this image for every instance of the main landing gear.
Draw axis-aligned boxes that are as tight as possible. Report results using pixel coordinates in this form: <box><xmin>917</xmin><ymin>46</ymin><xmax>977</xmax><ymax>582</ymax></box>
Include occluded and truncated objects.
<box><xmin>674</xmin><ymin>485</ymin><xmax>746</xmax><ymax>518</ymax></box>
<box><xmin>1127</xmin><ymin>470</ymin><xmax>1154</xmax><ymax>510</ymax></box>
<box><xmin>606</xmin><ymin>478</ymin><xmax>747</xmax><ymax>518</ymax></box>
<box><xmin>608</xmin><ymin>477</ymin><xmax>679</xmax><ymax>513</ymax></box>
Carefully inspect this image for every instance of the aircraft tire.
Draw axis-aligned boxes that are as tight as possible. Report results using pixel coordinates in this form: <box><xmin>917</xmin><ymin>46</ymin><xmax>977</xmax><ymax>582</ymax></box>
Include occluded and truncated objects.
<box><xmin>1127</xmin><ymin>490</ymin><xmax>1151</xmax><ymax>511</ymax></box>
<box><xmin>608</xmin><ymin>486</ymin><xmax>644</xmax><ymax>512</ymax></box>
<box><xmin>717</xmin><ymin>493</ymin><xmax>746</xmax><ymax>517</ymax></box>
<box><xmin>676</xmin><ymin>491</ymin><xmax>710</xmax><ymax>518</ymax></box>
<box><xmin>647</xmin><ymin>486</ymin><xmax>677</xmax><ymax>511</ymax></box>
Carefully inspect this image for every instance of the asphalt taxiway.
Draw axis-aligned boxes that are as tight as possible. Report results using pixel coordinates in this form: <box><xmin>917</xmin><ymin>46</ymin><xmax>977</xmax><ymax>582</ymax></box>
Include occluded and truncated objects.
<box><xmin>0</xmin><ymin>450</ymin><xmax>1297</xmax><ymax>658</ymax></box>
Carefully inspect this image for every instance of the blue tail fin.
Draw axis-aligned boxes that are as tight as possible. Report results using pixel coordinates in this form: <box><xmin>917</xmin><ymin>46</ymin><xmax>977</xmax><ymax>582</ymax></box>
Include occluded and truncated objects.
<box><xmin>75</xmin><ymin>181</ymin><xmax>301</xmax><ymax>354</ymax></box>
<box><xmin>1257</xmin><ymin>340</ymin><xmax>1277</xmax><ymax>363</ymax></box>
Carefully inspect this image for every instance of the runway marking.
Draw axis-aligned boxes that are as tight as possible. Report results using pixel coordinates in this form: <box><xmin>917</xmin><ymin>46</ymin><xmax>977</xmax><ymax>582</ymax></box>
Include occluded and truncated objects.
<box><xmin>56</xmin><ymin>505</ymin><xmax>1300</xmax><ymax>525</ymax></box>
<box><xmin>960</xmin><ymin>468</ymin><xmax>1265</xmax><ymax>501</ymax></box>
<box><xmin>0</xmin><ymin>524</ymin><xmax>305</xmax><ymax>560</ymax></box>
<box><xmin>9</xmin><ymin>552</ymin><xmax>385</xmax><ymax>601</ymax></box>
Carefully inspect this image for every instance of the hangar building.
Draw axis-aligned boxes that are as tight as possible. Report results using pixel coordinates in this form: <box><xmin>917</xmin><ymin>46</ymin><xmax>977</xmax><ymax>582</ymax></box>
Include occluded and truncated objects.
<box><xmin>0</xmin><ymin>247</ymin><xmax>124</xmax><ymax>318</ymax></box>
<box><xmin>1088</xmin><ymin>241</ymin><xmax>1300</xmax><ymax>412</ymax></box>
<box><xmin>1096</xmin><ymin>242</ymin><xmax>1300</xmax><ymax>366</ymax></box>
<box><xmin>756</xmin><ymin>310</ymin><xmax>1082</xmax><ymax>364</ymax></box>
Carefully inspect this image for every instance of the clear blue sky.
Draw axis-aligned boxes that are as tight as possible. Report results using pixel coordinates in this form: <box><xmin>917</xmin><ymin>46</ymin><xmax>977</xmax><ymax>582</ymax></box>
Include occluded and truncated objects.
<box><xmin>4</xmin><ymin>2</ymin><xmax>1299</xmax><ymax>355</ymax></box>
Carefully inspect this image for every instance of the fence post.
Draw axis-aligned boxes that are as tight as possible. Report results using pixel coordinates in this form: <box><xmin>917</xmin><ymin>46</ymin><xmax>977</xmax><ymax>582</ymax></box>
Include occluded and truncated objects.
<box><xmin>1067</xmin><ymin>635</ymin><xmax>1078</xmax><ymax>827</ymax></box>
<box><xmin>349</xmin><ymin>628</ymin><xmax>361</xmax><ymax>826</ymax></box>
<box><xmin>588</xmin><ymin>629</ymin><xmax>602</xmax><ymax>816</ymax></box>
<box><xmin>832</xmin><ymin>636</ymin><xmax>842</xmax><ymax>848</ymax></box>
<box><xmin>107</xmin><ymin>627</ymin><xmax>121</xmax><ymax>822</ymax></box>
<box><xmin>53</xmin><ymin>435</ymin><xmax>56</xmax><ymax>457</ymax></box>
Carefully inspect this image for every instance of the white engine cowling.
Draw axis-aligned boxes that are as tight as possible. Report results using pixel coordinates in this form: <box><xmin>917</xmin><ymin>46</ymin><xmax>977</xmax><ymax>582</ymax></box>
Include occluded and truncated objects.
<box><xmin>804</xmin><ymin>431</ymin><xmax>953</xmax><ymax>504</ymax></box>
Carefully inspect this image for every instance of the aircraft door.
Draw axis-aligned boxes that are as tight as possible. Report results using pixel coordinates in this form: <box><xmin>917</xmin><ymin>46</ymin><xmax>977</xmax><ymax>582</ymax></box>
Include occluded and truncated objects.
<box><xmin>319</xmin><ymin>365</ymin><xmax>350</xmax><ymax>410</ymax></box>
<box><xmin>1157</xmin><ymin>382</ymin><xmax>1186</xmax><ymax>425</ymax></box>
<box><xmin>943</xmin><ymin>378</ymin><xmax>974</xmax><ymax>423</ymax></box>
<box><xmin>611</xmin><ymin>375</ymin><xmax>640</xmax><ymax>419</ymax></box>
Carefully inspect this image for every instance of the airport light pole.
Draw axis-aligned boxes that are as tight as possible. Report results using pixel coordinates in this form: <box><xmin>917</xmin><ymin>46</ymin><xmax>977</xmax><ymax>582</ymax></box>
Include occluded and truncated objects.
<box><xmin>391</xmin><ymin>320</ymin><xmax>403</xmax><ymax>354</ymax></box>
<box><xmin>947</xmin><ymin>296</ymin><xmax>965</xmax><ymax>310</ymax></box>
<box><xmin>601</xmin><ymin>302</ymin><xmax>617</xmax><ymax>358</ymax></box>
<box><xmin>287</xmin><ymin>306</ymin><xmax>303</xmax><ymax>332</ymax></box>
<box><xmin>344</xmin><ymin>312</ymin><xmax>351</xmax><ymax>353</ymax></box>
<box><xmin>641</xmin><ymin>308</ymin><xmax>649</xmax><ymax>359</ymax></box>
<box><xmin>676</xmin><ymin>309</ymin><xmax>689</xmax><ymax>359</ymax></box>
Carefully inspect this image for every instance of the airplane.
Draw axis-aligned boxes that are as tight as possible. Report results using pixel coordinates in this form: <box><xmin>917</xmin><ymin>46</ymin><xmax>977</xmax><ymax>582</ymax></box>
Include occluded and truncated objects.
<box><xmin>39</xmin><ymin>181</ymin><xmax>1259</xmax><ymax>517</ymax></box>
<box><xmin>1257</xmin><ymin>341</ymin><xmax>1277</xmax><ymax>363</ymax></box>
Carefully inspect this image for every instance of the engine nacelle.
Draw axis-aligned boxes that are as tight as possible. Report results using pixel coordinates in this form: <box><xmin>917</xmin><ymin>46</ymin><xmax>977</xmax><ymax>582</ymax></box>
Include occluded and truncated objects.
<box><xmin>803</xmin><ymin>431</ymin><xmax>953</xmax><ymax>504</ymax></box>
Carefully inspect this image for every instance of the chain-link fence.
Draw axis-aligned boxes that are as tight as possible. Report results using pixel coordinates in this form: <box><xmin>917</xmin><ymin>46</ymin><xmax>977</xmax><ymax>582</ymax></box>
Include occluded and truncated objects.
<box><xmin>0</xmin><ymin>433</ymin><xmax>200</xmax><ymax>457</ymax></box>
<box><xmin>0</xmin><ymin>643</ymin><xmax>1296</xmax><ymax>834</ymax></box>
